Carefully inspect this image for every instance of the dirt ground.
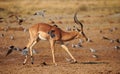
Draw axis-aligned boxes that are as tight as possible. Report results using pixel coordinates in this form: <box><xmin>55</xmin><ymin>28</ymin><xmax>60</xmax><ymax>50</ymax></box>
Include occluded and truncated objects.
<box><xmin>0</xmin><ymin>13</ymin><xmax>120</xmax><ymax>74</ymax></box>
<box><xmin>0</xmin><ymin>0</ymin><xmax>120</xmax><ymax>74</ymax></box>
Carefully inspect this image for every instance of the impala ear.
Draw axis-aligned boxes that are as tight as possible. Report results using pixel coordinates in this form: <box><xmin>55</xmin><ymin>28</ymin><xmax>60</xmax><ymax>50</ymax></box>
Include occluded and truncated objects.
<box><xmin>48</xmin><ymin>30</ymin><xmax>55</xmax><ymax>38</ymax></box>
<box><xmin>72</xmin><ymin>26</ymin><xmax>81</xmax><ymax>32</ymax></box>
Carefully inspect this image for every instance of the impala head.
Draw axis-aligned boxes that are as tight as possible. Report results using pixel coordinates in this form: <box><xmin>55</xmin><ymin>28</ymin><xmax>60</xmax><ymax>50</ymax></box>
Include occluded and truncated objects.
<box><xmin>74</xmin><ymin>9</ymin><xmax>88</xmax><ymax>41</ymax></box>
<box><xmin>73</xmin><ymin>27</ymin><xmax>87</xmax><ymax>41</ymax></box>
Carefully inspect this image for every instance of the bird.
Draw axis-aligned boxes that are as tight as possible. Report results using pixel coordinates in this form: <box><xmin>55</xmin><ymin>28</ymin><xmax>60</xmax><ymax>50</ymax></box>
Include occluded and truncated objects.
<box><xmin>92</xmin><ymin>54</ymin><xmax>98</xmax><ymax>58</ymax></box>
<box><xmin>87</xmin><ymin>38</ymin><xmax>93</xmax><ymax>42</ymax></box>
<box><xmin>6</xmin><ymin>45</ymin><xmax>37</xmax><ymax>56</ymax></box>
<box><xmin>21</xmin><ymin>48</ymin><xmax>37</xmax><ymax>55</ymax></box>
<box><xmin>4</xmin><ymin>26</ymin><xmax>9</xmax><ymax>32</ymax></box>
<box><xmin>65</xmin><ymin>58</ymin><xmax>72</xmax><ymax>62</ymax></box>
<box><xmin>79</xmin><ymin>39</ymin><xmax>84</xmax><ymax>44</ymax></box>
<box><xmin>9</xmin><ymin>14</ymin><xmax>25</xmax><ymax>25</ymax></box>
<box><xmin>34</xmin><ymin>10</ymin><xmax>46</xmax><ymax>17</ymax></box>
<box><xmin>102</xmin><ymin>36</ymin><xmax>115</xmax><ymax>43</ymax></box>
<box><xmin>109</xmin><ymin>29</ymin><xmax>113</xmax><ymax>32</ymax></box>
<box><xmin>75</xmin><ymin>43</ymin><xmax>82</xmax><ymax>48</ymax></box>
<box><xmin>110</xmin><ymin>40</ymin><xmax>114</xmax><ymax>43</ymax></box>
<box><xmin>66</xmin><ymin>26</ymin><xmax>71</xmax><ymax>31</ymax></box>
<box><xmin>71</xmin><ymin>43</ymin><xmax>82</xmax><ymax>48</ymax></box>
<box><xmin>15</xmin><ymin>16</ymin><xmax>26</xmax><ymax>25</ymax></box>
<box><xmin>99</xmin><ymin>30</ymin><xmax>102</xmax><ymax>33</ymax></box>
<box><xmin>0</xmin><ymin>17</ymin><xmax>4</xmax><ymax>22</ymax></box>
<box><xmin>114</xmin><ymin>46</ymin><xmax>120</xmax><ymax>49</ymax></box>
<box><xmin>72</xmin><ymin>44</ymin><xmax>76</xmax><ymax>48</ymax></box>
<box><xmin>49</xmin><ymin>19</ymin><xmax>55</xmax><ymax>24</ymax></box>
<box><xmin>102</xmin><ymin>36</ymin><xmax>110</xmax><ymax>40</ymax></box>
<box><xmin>90</xmin><ymin>48</ymin><xmax>96</xmax><ymax>53</ymax></box>
<box><xmin>41</xmin><ymin>62</ymin><xmax>47</xmax><ymax>66</ymax></box>
<box><xmin>112</xmin><ymin>27</ymin><xmax>117</xmax><ymax>31</ymax></box>
<box><xmin>6</xmin><ymin>46</ymin><xmax>15</xmax><ymax>56</ymax></box>
<box><xmin>21</xmin><ymin>48</ymin><xmax>28</xmax><ymax>55</ymax></box>
<box><xmin>0</xmin><ymin>34</ymin><xmax>4</xmax><ymax>37</ymax></box>
<box><xmin>10</xmin><ymin>35</ymin><xmax>14</xmax><ymax>40</ymax></box>
<box><xmin>116</xmin><ymin>39</ymin><xmax>120</xmax><ymax>43</ymax></box>
<box><xmin>23</xmin><ymin>28</ymin><xmax>28</xmax><ymax>32</ymax></box>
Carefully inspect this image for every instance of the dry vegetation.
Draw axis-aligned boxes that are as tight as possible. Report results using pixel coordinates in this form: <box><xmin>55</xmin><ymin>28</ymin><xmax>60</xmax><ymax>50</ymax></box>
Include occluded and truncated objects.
<box><xmin>0</xmin><ymin>0</ymin><xmax>120</xmax><ymax>16</ymax></box>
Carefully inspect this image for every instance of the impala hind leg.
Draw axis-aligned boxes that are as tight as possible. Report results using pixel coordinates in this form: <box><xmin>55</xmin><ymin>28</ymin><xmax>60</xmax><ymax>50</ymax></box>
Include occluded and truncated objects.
<box><xmin>23</xmin><ymin>37</ymin><xmax>38</xmax><ymax>65</ymax></box>
<box><xmin>61</xmin><ymin>45</ymin><xmax>77</xmax><ymax>63</ymax></box>
<box><xmin>23</xmin><ymin>55</ymin><xmax>28</xmax><ymax>65</ymax></box>
<box><xmin>29</xmin><ymin>40</ymin><xmax>38</xmax><ymax>64</ymax></box>
<box><xmin>23</xmin><ymin>40</ymin><xmax>34</xmax><ymax>65</ymax></box>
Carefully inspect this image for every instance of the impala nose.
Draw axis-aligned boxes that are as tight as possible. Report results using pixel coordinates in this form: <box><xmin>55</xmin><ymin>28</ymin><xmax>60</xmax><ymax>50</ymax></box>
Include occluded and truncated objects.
<box><xmin>81</xmin><ymin>31</ymin><xmax>88</xmax><ymax>41</ymax></box>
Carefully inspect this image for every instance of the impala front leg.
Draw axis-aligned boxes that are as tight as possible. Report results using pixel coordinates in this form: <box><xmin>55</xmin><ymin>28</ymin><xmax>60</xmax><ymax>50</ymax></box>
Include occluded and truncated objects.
<box><xmin>61</xmin><ymin>45</ymin><xmax>77</xmax><ymax>63</ymax></box>
<box><xmin>49</xmin><ymin>39</ymin><xmax>57</xmax><ymax>66</ymax></box>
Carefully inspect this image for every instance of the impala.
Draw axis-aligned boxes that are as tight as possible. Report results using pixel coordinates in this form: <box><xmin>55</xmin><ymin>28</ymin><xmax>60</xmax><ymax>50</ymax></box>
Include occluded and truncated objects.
<box><xmin>7</xmin><ymin>10</ymin><xmax>88</xmax><ymax>65</ymax></box>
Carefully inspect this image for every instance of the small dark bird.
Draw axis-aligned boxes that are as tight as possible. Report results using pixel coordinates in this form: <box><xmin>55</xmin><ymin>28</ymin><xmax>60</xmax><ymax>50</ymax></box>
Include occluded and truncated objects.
<box><xmin>6</xmin><ymin>46</ymin><xmax>14</xmax><ymax>56</ymax></box>
<box><xmin>49</xmin><ymin>19</ymin><xmax>55</xmax><ymax>24</ymax></box>
<box><xmin>34</xmin><ymin>10</ymin><xmax>46</xmax><ymax>17</ymax></box>
<box><xmin>116</xmin><ymin>39</ymin><xmax>120</xmax><ymax>43</ymax></box>
<box><xmin>92</xmin><ymin>54</ymin><xmax>98</xmax><ymax>58</ymax></box>
<box><xmin>15</xmin><ymin>16</ymin><xmax>25</xmax><ymax>25</ymax></box>
<box><xmin>22</xmin><ymin>49</ymin><xmax>28</xmax><ymax>55</ymax></box>
<box><xmin>72</xmin><ymin>44</ymin><xmax>76</xmax><ymax>48</ymax></box>
<box><xmin>0</xmin><ymin>34</ymin><xmax>4</xmax><ymax>37</ymax></box>
<box><xmin>102</xmin><ymin>36</ymin><xmax>110</xmax><ymax>40</ymax></box>
<box><xmin>42</xmin><ymin>62</ymin><xmax>47</xmax><ymax>65</ymax></box>
<box><xmin>75</xmin><ymin>43</ymin><xmax>82</xmax><ymax>48</ymax></box>
<box><xmin>90</xmin><ymin>48</ymin><xmax>96</xmax><ymax>53</ymax></box>
<box><xmin>114</xmin><ymin>46</ymin><xmax>120</xmax><ymax>49</ymax></box>
<box><xmin>6</xmin><ymin>46</ymin><xmax>21</xmax><ymax>56</ymax></box>
<box><xmin>87</xmin><ymin>38</ymin><xmax>93</xmax><ymax>42</ymax></box>
<box><xmin>9</xmin><ymin>14</ymin><xmax>25</xmax><ymax>25</ymax></box>
<box><xmin>0</xmin><ymin>17</ymin><xmax>4</xmax><ymax>22</ymax></box>
<box><xmin>66</xmin><ymin>26</ymin><xmax>71</xmax><ymax>31</ymax></box>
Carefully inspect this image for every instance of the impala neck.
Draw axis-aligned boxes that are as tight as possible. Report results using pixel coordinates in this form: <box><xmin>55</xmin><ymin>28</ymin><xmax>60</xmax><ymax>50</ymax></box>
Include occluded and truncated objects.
<box><xmin>61</xmin><ymin>31</ymin><xmax>78</xmax><ymax>41</ymax></box>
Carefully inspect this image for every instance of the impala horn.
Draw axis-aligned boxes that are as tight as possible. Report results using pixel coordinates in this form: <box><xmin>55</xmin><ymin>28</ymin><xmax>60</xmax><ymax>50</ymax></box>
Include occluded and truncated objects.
<box><xmin>74</xmin><ymin>9</ymin><xmax>88</xmax><ymax>41</ymax></box>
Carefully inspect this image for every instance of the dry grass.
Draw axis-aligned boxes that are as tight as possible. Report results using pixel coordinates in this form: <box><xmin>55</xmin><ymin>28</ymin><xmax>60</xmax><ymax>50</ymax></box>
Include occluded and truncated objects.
<box><xmin>0</xmin><ymin>0</ymin><xmax>120</xmax><ymax>17</ymax></box>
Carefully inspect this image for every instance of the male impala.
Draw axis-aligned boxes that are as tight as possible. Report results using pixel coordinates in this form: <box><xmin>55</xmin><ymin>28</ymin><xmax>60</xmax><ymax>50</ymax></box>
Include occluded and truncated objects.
<box><xmin>22</xmin><ymin>10</ymin><xmax>88</xmax><ymax>65</ymax></box>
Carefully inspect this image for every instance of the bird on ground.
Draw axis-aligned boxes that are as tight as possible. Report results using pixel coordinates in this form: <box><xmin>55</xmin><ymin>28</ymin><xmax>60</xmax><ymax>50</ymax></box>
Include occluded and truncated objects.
<box><xmin>90</xmin><ymin>48</ymin><xmax>96</xmax><ymax>53</ymax></box>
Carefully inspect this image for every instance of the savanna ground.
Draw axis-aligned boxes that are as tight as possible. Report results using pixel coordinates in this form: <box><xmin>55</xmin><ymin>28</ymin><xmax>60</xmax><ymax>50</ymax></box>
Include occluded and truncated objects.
<box><xmin>0</xmin><ymin>0</ymin><xmax>120</xmax><ymax>74</ymax></box>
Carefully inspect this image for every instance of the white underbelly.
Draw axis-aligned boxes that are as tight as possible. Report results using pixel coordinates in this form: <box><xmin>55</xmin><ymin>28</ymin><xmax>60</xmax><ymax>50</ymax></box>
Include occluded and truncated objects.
<box><xmin>38</xmin><ymin>31</ymin><xmax>48</xmax><ymax>40</ymax></box>
<box><xmin>39</xmin><ymin>34</ymin><xmax>47</xmax><ymax>40</ymax></box>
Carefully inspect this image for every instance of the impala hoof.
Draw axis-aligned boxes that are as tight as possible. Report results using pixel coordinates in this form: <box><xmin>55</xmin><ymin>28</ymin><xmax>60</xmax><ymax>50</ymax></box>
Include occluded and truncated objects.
<box><xmin>31</xmin><ymin>62</ymin><xmax>34</xmax><ymax>64</ymax></box>
<box><xmin>74</xmin><ymin>60</ymin><xmax>77</xmax><ymax>63</ymax></box>
<box><xmin>23</xmin><ymin>63</ymin><xmax>26</xmax><ymax>65</ymax></box>
<box><xmin>70</xmin><ymin>60</ymin><xmax>77</xmax><ymax>64</ymax></box>
<box><xmin>54</xmin><ymin>63</ymin><xmax>58</xmax><ymax>66</ymax></box>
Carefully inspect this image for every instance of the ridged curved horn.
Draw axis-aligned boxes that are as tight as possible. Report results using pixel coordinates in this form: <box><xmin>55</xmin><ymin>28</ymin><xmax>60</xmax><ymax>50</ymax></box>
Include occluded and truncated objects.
<box><xmin>74</xmin><ymin>10</ymin><xmax>83</xmax><ymax>32</ymax></box>
<box><xmin>74</xmin><ymin>9</ymin><xmax>88</xmax><ymax>41</ymax></box>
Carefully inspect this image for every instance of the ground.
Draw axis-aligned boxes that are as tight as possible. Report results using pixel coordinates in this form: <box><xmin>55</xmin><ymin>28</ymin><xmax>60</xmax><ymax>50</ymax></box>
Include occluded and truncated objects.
<box><xmin>0</xmin><ymin>0</ymin><xmax>120</xmax><ymax>74</ymax></box>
